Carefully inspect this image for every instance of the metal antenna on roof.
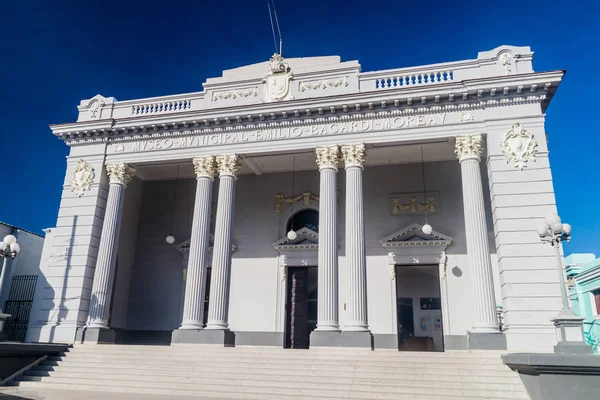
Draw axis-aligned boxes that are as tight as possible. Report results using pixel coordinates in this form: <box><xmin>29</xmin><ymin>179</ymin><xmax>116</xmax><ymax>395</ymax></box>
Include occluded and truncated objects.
<box><xmin>267</xmin><ymin>0</ymin><xmax>283</xmax><ymax>55</ymax></box>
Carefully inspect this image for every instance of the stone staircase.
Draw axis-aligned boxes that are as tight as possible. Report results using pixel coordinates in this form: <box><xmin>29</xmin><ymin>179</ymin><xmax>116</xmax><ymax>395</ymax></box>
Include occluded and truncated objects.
<box><xmin>13</xmin><ymin>344</ymin><xmax>529</xmax><ymax>399</ymax></box>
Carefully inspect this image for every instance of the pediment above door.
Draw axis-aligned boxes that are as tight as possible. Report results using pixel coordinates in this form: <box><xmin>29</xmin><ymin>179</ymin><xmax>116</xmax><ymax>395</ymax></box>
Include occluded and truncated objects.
<box><xmin>380</xmin><ymin>223</ymin><xmax>452</xmax><ymax>248</ymax></box>
<box><xmin>273</xmin><ymin>227</ymin><xmax>319</xmax><ymax>251</ymax></box>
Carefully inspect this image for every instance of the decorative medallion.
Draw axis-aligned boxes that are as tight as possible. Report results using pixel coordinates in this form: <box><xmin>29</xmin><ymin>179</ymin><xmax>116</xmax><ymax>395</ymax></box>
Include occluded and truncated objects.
<box><xmin>341</xmin><ymin>143</ymin><xmax>366</xmax><ymax>168</ymax></box>
<box><xmin>459</xmin><ymin>111</ymin><xmax>474</xmax><ymax>122</ymax></box>
<box><xmin>114</xmin><ymin>144</ymin><xmax>124</xmax><ymax>153</ymax></box>
<box><xmin>106</xmin><ymin>163</ymin><xmax>136</xmax><ymax>186</ymax></box>
<box><xmin>455</xmin><ymin>134</ymin><xmax>483</xmax><ymax>162</ymax></box>
<box><xmin>262</xmin><ymin>53</ymin><xmax>294</xmax><ymax>103</ymax></box>
<box><xmin>216</xmin><ymin>154</ymin><xmax>241</xmax><ymax>177</ymax></box>
<box><xmin>499</xmin><ymin>52</ymin><xmax>514</xmax><ymax>75</ymax></box>
<box><xmin>501</xmin><ymin>123</ymin><xmax>538</xmax><ymax>170</ymax></box>
<box><xmin>316</xmin><ymin>145</ymin><xmax>340</xmax><ymax>170</ymax></box>
<box><xmin>70</xmin><ymin>160</ymin><xmax>95</xmax><ymax>197</ymax></box>
<box><xmin>192</xmin><ymin>156</ymin><xmax>217</xmax><ymax>179</ymax></box>
<box><xmin>89</xmin><ymin>100</ymin><xmax>100</xmax><ymax>118</ymax></box>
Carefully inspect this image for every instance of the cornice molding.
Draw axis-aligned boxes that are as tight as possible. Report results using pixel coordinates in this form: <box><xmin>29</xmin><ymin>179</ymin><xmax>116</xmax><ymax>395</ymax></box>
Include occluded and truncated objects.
<box><xmin>61</xmin><ymin>94</ymin><xmax>551</xmax><ymax>147</ymax></box>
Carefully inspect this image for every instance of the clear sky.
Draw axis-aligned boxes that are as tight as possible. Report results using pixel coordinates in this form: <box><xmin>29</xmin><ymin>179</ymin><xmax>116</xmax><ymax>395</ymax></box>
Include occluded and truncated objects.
<box><xmin>1</xmin><ymin>0</ymin><xmax>598</xmax><ymax>255</ymax></box>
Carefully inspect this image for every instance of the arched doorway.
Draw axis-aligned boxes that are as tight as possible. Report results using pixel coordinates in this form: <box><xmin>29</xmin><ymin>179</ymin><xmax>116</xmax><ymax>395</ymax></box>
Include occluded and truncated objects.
<box><xmin>284</xmin><ymin>208</ymin><xmax>319</xmax><ymax>349</ymax></box>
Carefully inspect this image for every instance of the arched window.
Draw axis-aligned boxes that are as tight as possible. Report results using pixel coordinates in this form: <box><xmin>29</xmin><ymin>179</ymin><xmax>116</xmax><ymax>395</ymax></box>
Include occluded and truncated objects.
<box><xmin>286</xmin><ymin>209</ymin><xmax>319</xmax><ymax>233</ymax></box>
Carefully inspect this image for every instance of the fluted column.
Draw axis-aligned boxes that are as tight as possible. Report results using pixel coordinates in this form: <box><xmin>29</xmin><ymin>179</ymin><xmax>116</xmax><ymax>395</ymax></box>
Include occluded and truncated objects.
<box><xmin>455</xmin><ymin>135</ymin><xmax>499</xmax><ymax>333</ymax></box>
<box><xmin>87</xmin><ymin>163</ymin><xmax>135</xmax><ymax>328</ymax></box>
<box><xmin>180</xmin><ymin>156</ymin><xmax>217</xmax><ymax>329</ymax></box>
<box><xmin>342</xmin><ymin>143</ymin><xmax>369</xmax><ymax>332</ymax></box>
<box><xmin>315</xmin><ymin>146</ymin><xmax>340</xmax><ymax>332</ymax></box>
<box><xmin>205</xmin><ymin>154</ymin><xmax>240</xmax><ymax>330</ymax></box>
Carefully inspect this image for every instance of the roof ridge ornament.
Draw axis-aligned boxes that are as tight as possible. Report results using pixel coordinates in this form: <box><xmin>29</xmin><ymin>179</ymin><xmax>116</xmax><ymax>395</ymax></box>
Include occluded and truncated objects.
<box><xmin>263</xmin><ymin>53</ymin><xmax>294</xmax><ymax>103</ymax></box>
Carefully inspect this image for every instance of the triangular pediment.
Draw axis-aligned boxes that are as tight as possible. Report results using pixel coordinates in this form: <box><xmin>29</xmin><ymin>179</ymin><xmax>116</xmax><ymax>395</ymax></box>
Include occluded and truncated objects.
<box><xmin>380</xmin><ymin>223</ymin><xmax>452</xmax><ymax>248</ymax></box>
<box><xmin>176</xmin><ymin>234</ymin><xmax>236</xmax><ymax>253</ymax></box>
<box><xmin>273</xmin><ymin>227</ymin><xmax>319</xmax><ymax>251</ymax></box>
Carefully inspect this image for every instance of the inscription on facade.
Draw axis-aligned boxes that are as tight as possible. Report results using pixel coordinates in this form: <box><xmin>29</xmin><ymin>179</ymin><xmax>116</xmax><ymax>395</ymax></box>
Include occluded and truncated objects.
<box><xmin>127</xmin><ymin>113</ymin><xmax>448</xmax><ymax>152</ymax></box>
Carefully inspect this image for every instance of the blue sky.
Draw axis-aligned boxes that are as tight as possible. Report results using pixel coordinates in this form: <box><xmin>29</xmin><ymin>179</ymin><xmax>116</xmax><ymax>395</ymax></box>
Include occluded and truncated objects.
<box><xmin>1</xmin><ymin>0</ymin><xmax>598</xmax><ymax>255</ymax></box>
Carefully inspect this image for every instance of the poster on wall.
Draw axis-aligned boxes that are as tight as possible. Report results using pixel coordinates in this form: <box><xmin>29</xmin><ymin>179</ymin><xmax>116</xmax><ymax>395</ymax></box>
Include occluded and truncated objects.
<box><xmin>420</xmin><ymin>317</ymin><xmax>428</xmax><ymax>331</ymax></box>
<box><xmin>435</xmin><ymin>318</ymin><xmax>442</xmax><ymax>330</ymax></box>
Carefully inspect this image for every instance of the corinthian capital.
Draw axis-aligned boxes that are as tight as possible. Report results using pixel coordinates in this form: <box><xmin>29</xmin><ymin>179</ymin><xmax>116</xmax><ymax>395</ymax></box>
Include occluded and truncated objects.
<box><xmin>216</xmin><ymin>154</ymin><xmax>241</xmax><ymax>177</ymax></box>
<box><xmin>341</xmin><ymin>143</ymin><xmax>366</xmax><ymax>168</ymax></box>
<box><xmin>455</xmin><ymin>134</ymin><xmax>483</xmax><ymax>162</ymax></box>
<box><xmin>106</xmin><ymin>163</ymin><xmax>136</xmax><ymax>186</ymax></box>
<box><xmin>316</xmin><ymin>145</ymin><xmax>341</xmax><ymax>170</ymax></box>
<box><xmin>192</xmin><ymin>156</ymin><xmax>217</xmax><ymax>179</ymax></box>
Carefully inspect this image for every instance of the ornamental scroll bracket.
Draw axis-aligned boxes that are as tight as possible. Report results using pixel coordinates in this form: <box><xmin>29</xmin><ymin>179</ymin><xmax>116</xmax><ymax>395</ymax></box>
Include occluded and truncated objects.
<box><xmin>392</xmin><ymin>196</ymin><xmax>436</xmax><ymax>215</ymax></box>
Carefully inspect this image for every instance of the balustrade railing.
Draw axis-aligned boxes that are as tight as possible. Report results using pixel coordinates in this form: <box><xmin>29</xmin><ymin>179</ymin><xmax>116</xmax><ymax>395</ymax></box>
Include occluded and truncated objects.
<box><xmin>375</xmin><ymin>70</ymin><xmax>454</xmax><ymax>89</ymax></box>
<box><xmin>132</xmin><ymin>99</ymin><xmax>192</xmax><ymax>115</ymax></box>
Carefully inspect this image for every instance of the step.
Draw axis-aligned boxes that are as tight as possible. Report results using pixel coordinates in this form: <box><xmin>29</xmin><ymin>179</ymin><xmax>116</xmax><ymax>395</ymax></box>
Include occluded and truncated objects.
<box><xmin>18</xmin><ymin>377</ymin><xmax>528</xmax><ymax>399</ymax></box>
<box><xmin>17</xmin><ymin>381</ymin><xmax>527</xmax><ymax>400</ymax></box>
<box><xmin>57</xmin><ymin>353</ymin><xmax>508</xmax><ymax>366</ymax></box>
<box><xmin>22</xmin><ymin>368</ymin><xmax>524</xmax><ymax>391</ymax></box>
<box><xmin>40</xmin><ymin>360</ymin><xmax>517</xmax><ymax>378</ymax></box>
<box><xmin>68</xmin><ymin>346</ymin><xmax>508</xmax><ymax>359</ymax></box>
<box><xmin>29</xmin><ymin>364</ymin><xmax>522</xmax><ymax>384</ymax></box>
<box><xmin>44</xmin><ymin>354</ymin><xmax>510</xmax><ymax>370</ymax></box>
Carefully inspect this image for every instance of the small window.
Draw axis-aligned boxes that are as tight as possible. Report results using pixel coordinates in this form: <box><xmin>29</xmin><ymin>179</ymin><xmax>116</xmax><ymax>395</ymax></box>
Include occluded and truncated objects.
<box><xmin>420</xmin><ymin>297</ymin><xmax>441</xmax><ymax>310</ymax></box>
<box><xmin>286</xmin><ymin>209</ymin><xmax>319</xmax><ymax>233</ymax></box>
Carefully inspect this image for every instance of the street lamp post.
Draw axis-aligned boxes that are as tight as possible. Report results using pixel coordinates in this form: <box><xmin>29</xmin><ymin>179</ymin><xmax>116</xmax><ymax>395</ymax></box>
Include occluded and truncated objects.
<box><xmin>537</xmin><ymin>214</ymin><xmax>592</xmax><ymax>354</ymax></box>
<box><xmin>0</xmin><ymin>234</ymin><xmax>21</xmax><ymax>341</ymax></box>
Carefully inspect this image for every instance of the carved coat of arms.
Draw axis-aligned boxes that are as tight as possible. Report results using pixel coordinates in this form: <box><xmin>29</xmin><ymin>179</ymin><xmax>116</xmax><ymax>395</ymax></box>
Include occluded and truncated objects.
<box><xmin>262</xmin><ymin>53</ymin><xmax>293</xmax><ymax>103</ymax></box>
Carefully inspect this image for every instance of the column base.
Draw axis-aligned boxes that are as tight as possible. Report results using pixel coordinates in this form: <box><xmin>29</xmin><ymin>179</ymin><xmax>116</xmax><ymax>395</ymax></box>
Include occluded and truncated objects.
<box><xmin>554</xmin><ymin>341</ymin><xmax>594</xmax><ymax>355</ymax></box>
<box><xmin>468</xmin><ymin>332</ymin><xmax>507</xmax><ymax>350</ymax></box>
<box><xmin>310</xmin><ymin>330</ymin><xmax>373</xmax><ymax>349</ymax></box>
<box><xmin>171</xmin><ymin>329</ymin><xmax>235</xmax><ymax>346</ymax></box>
<box><xmin>76</xmin><ymin>327</ymin><xmax>123</xmax><ymax>344</ymax></box>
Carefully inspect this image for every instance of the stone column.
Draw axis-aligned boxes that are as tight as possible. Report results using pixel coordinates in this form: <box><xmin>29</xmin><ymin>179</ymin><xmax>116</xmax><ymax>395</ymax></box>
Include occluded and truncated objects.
<box><xmin>87</xmin><ymin>163</ymin><xmax>135</xmax><ymax>329</ymax></box>
<box><xmin>455</xmin><ymin>135</ymin><xmax>500</xmax><ymax>336</ymax></box>
<box><xmin>180</xmin><ymin>156</ymin><xmax>217</xmax><ymax>330</ymax></box>
<box><xmin>205</xmin><ymin>154</ymin><xmax>240</xmax><ymax>330</ymax></box>
<box><xmin>341</xmin><ymin>143</ymin><xmax>369</xmax><ymax>332</ymax></box>
<box><xmin>314</xmin><ymin>145</ymin><xmax>340</xmax><ymax>333</ymax></box>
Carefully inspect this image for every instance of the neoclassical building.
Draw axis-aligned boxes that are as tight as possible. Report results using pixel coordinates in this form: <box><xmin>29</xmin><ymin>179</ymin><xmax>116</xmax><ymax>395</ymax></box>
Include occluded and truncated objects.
<box><xmin>28</xmin><ymin>45</ymin><xmax>565</xmax><ymax>352</ymax></box>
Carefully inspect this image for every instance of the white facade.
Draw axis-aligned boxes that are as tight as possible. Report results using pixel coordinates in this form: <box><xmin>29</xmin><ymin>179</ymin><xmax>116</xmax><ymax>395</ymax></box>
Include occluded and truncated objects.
<box><xmin>27</xmin><ymin>45</ymin><xmax>565</xmax><ymax>352</ymax></box>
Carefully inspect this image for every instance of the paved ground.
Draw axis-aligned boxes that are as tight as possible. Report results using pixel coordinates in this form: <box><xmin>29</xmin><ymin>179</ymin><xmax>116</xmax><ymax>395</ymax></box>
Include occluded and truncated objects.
<box><xmin>0</xmin><ymin>388</ymin><xmax>221</xmax><ymax>400</ymax></box>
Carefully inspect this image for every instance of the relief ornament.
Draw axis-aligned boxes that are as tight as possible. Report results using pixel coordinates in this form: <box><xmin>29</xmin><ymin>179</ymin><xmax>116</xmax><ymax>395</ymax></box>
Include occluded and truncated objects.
<box><xmin>263</xmin><ymin>53</ymin><xmax>294</xmax><ymax>103</ymax></box>
<box><xmin>70</xmin><ymin>160</ymin><xmax>95</xmax><ymax>197</ymax></box>
<box><xmin>501</xmin><ymin>123</ymin><xmax>538</xmax><ymax>170</ymax></box>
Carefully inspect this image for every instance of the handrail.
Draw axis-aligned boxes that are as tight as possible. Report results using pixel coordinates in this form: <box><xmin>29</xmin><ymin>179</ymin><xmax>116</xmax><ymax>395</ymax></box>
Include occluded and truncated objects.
<box><xmin>583</xmin><ymin>319</ymin><xmax>600</xmax><ymax>353</ymax></box>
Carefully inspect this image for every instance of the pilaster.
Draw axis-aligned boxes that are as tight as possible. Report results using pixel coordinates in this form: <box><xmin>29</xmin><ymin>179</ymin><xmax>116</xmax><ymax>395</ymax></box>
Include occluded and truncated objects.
<box><xmin>485</xmin><ymin>120</ymin><xmax>562</xmax><ymax>352</ymax></box>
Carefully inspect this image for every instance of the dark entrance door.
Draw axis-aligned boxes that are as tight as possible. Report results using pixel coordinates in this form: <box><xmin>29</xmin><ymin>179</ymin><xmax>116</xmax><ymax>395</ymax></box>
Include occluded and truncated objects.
<box><xmin>2</xmin><ymin>275</ymin><xmax>37</xmax><ymax>342</ymax></box>
<box><xmin>285</xmin><ymin>266</ymin><xmax>317</xmax><ymax>349</ymax></box>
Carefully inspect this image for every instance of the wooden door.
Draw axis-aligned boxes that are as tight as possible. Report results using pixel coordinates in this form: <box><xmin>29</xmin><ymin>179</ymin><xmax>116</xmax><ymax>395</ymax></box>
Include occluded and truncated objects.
<box><xmin>285</xmin><ymin>267</ymin><xmax>309</xmax><ymax>349</ymax></box>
